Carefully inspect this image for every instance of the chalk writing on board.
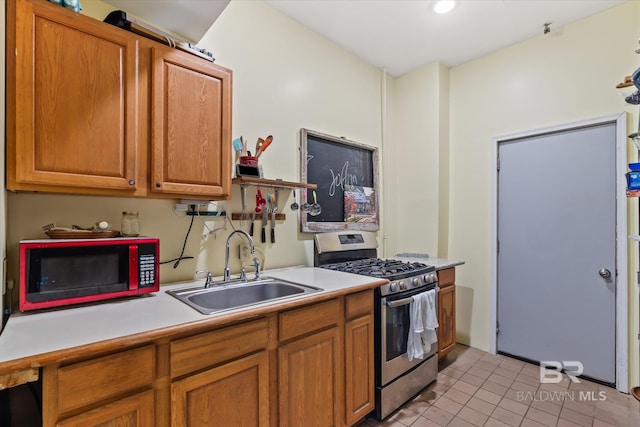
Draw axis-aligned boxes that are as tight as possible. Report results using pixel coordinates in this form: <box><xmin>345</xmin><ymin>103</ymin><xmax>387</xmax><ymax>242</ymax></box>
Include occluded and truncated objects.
<box><xmin>328</xmin><ymin>161</ymin><xmax>358</xmax><ymax>197</ymax></box>
<box><xmin>300</xmin><ymin>128</ymin><xmax>379</xmax><ymax>232</ymax></box>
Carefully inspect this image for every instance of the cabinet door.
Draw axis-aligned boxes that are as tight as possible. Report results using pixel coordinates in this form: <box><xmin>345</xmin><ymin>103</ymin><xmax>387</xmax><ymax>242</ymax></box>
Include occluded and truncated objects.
<box><xmin>151</xmin><ymin>47</ymin><xmax>232</xmax><ymax>198</ymax></box>
<box><xmin>279</xmin><ymin>327</ymin><xmax>341</xmax><ymax>427</ymax></box>
<box><xmin>56</xmin><ymin>390</ymin><xmax>154</xmax><ymax>427</ymax></box>
<box><xmin>345</xmin><ymin>314</ymin><xmax>374</xmax><ymax>426</ymax></box>
<box><xmin>438</xmin><ymin>283</ymin><xmax>456</xmax><ymax>359</ymax></box>
<box><xmin>8</xmin><ymin>0</ymin><xmax>139</xmax><ymax>192</ymax></box>
<box><xmin>171</xmin><ymin>351</ymin><xmax>269</xmax><ymax>427</ymax></box>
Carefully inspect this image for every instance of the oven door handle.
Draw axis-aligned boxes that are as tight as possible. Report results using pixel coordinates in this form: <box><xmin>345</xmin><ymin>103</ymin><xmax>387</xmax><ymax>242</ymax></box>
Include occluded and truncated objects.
<box><xmin>386</xmin><ymin>297</ymin><xmax>414</xmax><ymax>308</ymax></box>
<box><xmin>385</xmin><ymin>287</ymin><xmax>439</xmax><ymax>308</ymax></box>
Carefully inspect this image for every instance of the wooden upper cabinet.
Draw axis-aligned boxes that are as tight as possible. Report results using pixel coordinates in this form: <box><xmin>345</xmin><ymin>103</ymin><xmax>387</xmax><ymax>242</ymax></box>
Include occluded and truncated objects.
<box><xmin>7</xmin><ymin>0</ymin><xmax>233</xmax><ymax>199</ymax></box>
<box><xmin>7</xmin><ymin>0</ymin><xmax>139</xmax><ymax>193</ymax></box>
<box><xmin>151</xmin><ymin>47</ymin><xmax>232</xmax><ymax>198</ymax></box>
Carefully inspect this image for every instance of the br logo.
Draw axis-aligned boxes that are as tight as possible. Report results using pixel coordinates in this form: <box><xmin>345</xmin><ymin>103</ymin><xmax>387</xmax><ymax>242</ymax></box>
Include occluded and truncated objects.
<box><xmin>539</xmin><ymin>361</ymin><xmax>583</xmax><ymax>384</ymax></box>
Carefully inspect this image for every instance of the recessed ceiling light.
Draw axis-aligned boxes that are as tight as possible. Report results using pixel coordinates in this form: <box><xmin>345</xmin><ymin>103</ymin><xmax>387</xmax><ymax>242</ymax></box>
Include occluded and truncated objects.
<box><xmin>434</xmin><ymin>0</ymin><xmax>456</xmax><ymax>14</ymax></box>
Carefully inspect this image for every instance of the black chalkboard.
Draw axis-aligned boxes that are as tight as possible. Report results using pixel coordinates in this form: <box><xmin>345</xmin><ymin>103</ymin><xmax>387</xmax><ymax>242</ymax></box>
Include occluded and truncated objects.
<box><xmin>300</xmin><ymin>129</ymin><xmax>379</xmax><ymax>232</ymax></box>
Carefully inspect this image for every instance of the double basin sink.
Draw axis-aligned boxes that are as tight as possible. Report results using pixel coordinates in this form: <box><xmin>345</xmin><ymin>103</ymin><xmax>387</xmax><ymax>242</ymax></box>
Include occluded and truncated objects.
<box><xmin>167</xmin><ymin>277</ymin><xmax>322</xmax><ymax>315</ymax></box>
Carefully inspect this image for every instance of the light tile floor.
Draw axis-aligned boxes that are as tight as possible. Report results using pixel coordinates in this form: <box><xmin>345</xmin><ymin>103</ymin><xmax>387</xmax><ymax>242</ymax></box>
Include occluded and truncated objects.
<box><xmin>357</xmin><ymin>345</ymin><xmax>640</xmax><ymax>427</ymax></box>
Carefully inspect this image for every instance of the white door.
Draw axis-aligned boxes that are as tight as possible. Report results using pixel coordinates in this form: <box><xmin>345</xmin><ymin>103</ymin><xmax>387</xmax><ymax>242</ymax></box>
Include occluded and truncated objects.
<box><xmin>497</xmin><ymin>122</ymin><xmax>617</xmax><ymax>384</ymax></box>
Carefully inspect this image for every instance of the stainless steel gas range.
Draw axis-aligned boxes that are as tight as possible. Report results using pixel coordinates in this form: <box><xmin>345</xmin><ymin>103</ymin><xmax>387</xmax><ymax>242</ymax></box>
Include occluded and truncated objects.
<box><xmin>314</xmin><ymin>232</ymin><xmax>439</xmax><ymax>420</ymax></box>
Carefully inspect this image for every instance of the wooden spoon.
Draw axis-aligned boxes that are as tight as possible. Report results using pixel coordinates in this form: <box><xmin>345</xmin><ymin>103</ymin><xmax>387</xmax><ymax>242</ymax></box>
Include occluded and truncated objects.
<box><xmin>255</xmin><ymin>138</ymin><xmax>264</xmax><ymax>157</ymax></box>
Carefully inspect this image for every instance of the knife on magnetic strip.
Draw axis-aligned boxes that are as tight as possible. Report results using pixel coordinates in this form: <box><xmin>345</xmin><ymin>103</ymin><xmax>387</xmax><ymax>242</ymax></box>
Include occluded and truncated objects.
<box><xmin>261</xmin><ymin>193</ymin><xmax>268</xmax><ymax>243</ymax></box>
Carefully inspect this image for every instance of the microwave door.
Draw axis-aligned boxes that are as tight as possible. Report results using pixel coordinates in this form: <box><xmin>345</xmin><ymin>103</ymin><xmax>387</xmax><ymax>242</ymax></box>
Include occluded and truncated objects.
<box><xmin>26</xmin><ymin>245</ymin><xmax>130</xmax><ymax>303</ymax></box>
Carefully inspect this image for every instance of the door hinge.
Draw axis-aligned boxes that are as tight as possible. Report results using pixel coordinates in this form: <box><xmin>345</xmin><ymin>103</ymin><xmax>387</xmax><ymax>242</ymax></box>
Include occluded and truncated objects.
<box><xmin>497</xmin><ymin>157</ymin><xmax>500</xmax><ymax>172</ymax></box>
<box><xmin>497</xmin><ymin>240</ymin><xmax>500</xmax><ymax>253</ymax></box>
<box><xmin>496</xmin><ymin>322</ymin><xmax>500</xmax><ymax>335</ymax></box>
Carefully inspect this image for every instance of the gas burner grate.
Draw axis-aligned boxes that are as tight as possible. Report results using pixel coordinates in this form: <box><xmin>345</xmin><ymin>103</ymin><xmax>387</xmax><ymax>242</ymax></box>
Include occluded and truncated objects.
<box><xmin>320</xmin><ymin>258</ymin><xmax>432</xmax><ymax>280</ymax></box>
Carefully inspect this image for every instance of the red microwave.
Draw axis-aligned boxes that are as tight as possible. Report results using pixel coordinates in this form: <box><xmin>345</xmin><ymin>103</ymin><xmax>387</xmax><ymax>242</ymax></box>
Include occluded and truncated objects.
<box><xmin>19</xmin><ymin>237</ymin><xmax>160</xmax><ymax>311</ymax></box>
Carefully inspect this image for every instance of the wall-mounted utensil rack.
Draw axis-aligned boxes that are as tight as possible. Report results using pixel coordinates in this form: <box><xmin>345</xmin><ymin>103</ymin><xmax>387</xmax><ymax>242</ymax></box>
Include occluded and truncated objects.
<box><xmin>231</xmin><ymin>213</ymin><xmax>286</xmax><ymax>221</ymax></box>
<box><xmin>616</xmin><ymin>76</ymin><xmax>633</xmax><ymax>88</ymax></box>
<box><xmin>231</xmin><ymin>177</ymin><xmax>317</xmax><ymax>221</ymax></box>
<box><xmin>232</xmin><ymin>177</ymin><xmax>317</xmax><ymax>190</ymax></box>
<box><xmin>623</xmin><ymin>39</ymin><xmax>640</xmax><ymax>198</ymax></box>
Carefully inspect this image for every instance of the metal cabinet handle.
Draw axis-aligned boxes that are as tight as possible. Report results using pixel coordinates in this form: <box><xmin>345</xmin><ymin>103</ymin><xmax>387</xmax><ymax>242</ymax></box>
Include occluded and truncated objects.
<box><xmin>598</xmin><ymin>268</ymin><xmax>611</xmax><ymax>279</ymax></box>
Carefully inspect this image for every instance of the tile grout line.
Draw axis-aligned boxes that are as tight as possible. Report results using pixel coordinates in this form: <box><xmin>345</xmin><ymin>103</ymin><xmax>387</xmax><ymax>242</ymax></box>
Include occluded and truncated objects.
<box><xmin>363</xmin><ymin>346</ymin><xmax>639</xmax><ymax>427</ymax></box>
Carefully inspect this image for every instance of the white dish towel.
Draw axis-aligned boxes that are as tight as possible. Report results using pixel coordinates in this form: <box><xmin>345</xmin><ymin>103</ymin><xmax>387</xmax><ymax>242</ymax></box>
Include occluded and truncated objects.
<box><xmin>407</xmin><ymin>289</ymin><xmax>438</xmax><ymax>362</ymax></box>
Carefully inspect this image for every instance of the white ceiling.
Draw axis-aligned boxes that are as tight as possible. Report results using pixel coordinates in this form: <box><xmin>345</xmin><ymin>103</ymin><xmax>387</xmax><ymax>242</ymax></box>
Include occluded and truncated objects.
<box><xmin>264</xmin><ymin>0</ymin><xmax>627</xmax><ymax>76</ymax></box>
<box><xmin>101</xmin><ymin>0</ymin><xmax>230</xmax><ymax>43</ymax></box>
<box><xmin>100</xmin><ymin>0</ymin><xmax>627</xmax><ymax>77</ymax></box>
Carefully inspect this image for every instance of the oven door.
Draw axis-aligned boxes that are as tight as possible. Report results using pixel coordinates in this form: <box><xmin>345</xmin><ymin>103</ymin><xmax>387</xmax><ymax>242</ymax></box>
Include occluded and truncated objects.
<box><xmin>380</xmin><ymin>286</ymin><xmax>438</xmax><ymax>386</ymax></box>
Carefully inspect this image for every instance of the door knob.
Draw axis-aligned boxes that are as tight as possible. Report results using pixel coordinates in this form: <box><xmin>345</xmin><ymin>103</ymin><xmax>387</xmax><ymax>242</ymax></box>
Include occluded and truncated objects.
<box><xmin>598</xmin><ymin>268</ymin><xmax>612</xmax><ymax>279</ymax></box>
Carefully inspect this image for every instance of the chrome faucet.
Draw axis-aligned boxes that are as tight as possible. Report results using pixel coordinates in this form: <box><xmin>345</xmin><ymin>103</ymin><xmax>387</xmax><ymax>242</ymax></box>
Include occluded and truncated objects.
<box><xmin>224</xmin><ymin>229</ymin><xmax>255</xmax><ymax>282</ymax></box>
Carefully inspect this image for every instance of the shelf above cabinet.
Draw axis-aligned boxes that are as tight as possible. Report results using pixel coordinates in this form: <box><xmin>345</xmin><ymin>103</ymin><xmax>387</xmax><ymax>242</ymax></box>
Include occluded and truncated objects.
<box><xmin>232</xmin><ymin>177</ymin><xmax>317</xmax><ymax>190</ymax></box>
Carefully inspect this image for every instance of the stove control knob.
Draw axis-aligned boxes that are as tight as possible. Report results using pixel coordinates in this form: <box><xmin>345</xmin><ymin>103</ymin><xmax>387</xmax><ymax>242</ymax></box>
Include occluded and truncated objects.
<box><xmin>399</xmin><ymin>280</ymin><xmax>406</xmax><ymax>290</ymax></box>
<box><xmin>390</xmin><ymin>282</ymin><xmax>398</xmax><ymax>292</ymax></box>
<box><xmin>423</xmin><ymin>274</ymin><xmax>430</xmax><ymax>283</ymax></box>
<box><xmin>412</xmin><ymin>278</ymin><xmax>420</xmax><ymax>287</ymax></box>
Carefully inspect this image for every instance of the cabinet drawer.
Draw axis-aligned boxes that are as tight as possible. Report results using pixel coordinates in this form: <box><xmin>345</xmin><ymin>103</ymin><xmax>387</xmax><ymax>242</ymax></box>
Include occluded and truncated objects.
<box><xmin>170</xmin><ymin>318</ymin><xmax>268</xmax><ymax>378</ymax></box>
<box><xmin>437</xmin><ymin>268</ymin><xmax>455</xmax><ymax>287</ymax></box>
<box><xmin>345</xmin><ymin>290</ymin><xmax>373</xmax><ymax>320</ymax></box>
<box><xmin>56</xmin><ymin>345</ymin><xmax>155</xmax><ymax>414</ymax></box>
<box><xmin>279</xmin><ymin>299</ymin><xmax>340</xmax><ymax>341</ymax></box>
<box><xmin>56</xmin><ymin>390</ymin><xmax>154</xmax><ymax>427</ymax></box>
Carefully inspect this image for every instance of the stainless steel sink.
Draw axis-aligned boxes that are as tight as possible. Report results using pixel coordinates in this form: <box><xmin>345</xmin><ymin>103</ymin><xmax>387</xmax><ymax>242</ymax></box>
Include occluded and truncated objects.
<box><xmin>167</xmin><ymin>278</ymin><xmax>322</xmax><ymax>315</ymax></box>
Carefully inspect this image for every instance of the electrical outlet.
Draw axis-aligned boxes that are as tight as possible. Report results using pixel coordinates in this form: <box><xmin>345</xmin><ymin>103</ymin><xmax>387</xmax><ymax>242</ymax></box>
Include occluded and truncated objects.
<box><xmin>175</xmin><ymin>203</ymin><xmax>189</xmax><ymax>211</ymax></box>
<box><xmin>180</xmin><ymin>199</ymin><xmax>210</xmax><ymax>206</ymax></box>
<box><xmin>239</xmin><ymin>244</ymin><xmax>252</xmax><ymax>262</ymax></box>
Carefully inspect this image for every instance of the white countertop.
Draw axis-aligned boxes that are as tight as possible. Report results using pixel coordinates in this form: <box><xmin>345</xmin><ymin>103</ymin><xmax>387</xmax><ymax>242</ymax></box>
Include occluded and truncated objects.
<box><xmin>0</xmin><ymin>267</ymin><xmax>385</xmax><ymax>370</ymax></box>
<box><xmin>392</xmin><ymin>254</ymin><xmax>465</xmax><ymax>271</ymax></box>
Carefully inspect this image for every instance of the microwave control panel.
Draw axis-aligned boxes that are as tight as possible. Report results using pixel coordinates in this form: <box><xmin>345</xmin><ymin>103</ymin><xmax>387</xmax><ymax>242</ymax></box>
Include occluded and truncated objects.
<box><xmin>138</xmin><ymin>243</ymin><xmax>158</xmax><ymax>288</ymax></box>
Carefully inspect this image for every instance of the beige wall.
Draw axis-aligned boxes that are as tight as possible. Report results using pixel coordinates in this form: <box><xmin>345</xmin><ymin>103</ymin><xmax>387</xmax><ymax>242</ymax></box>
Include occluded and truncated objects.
<box><xmin>384</xmin><ymin>62</ymin><xmax>445</xmax><ymax>258</ymax></box>
<box><xmin>448</xmin><ymin>1</ymin><xmax>640</xmax><ymax>385</ymax></box>
<box><xmin>5</xmin><ymin>0</ymin><xmax>384</xmax><ymax>294</ymax></box>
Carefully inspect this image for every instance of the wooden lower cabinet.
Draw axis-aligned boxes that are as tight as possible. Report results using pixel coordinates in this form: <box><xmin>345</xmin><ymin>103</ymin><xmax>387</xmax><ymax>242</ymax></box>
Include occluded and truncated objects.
<box><xmin>40</xmin><ymin>293</ymin><xmax>374</xmax><ymax>427</ymax></box>
<box><xmin>437</xmin><ymin>268</ymin><xmax>457</xmax><ymax>359</ymax></box>
<box><xmin>55</xmin><ymin>390</ymin><xmax>154</xmax><ymax>427</ymax></box>
<box><xmin>43</xmin><ymin>345</ymin><xmax>156</xmax><ymax>426</ymax></box>
<box><xmin>344</xmin><ymin>290</ymin><xmax>374</xmax><ymax>425</ymax></box>
<box><xmin>171</xmin><ymin>351</ymin><xmax>270</xmax><ymax>427</ymax></box>
<box><xmin>344</xmin><ymin>314</ymin><xmax>374</xmax><ymax>425</ymax></box>
<box><xmin>278</xmin><ymin>327</ymin><xmax>341</xmax><ymax>427</ymax></box>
